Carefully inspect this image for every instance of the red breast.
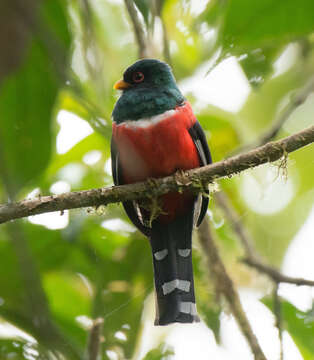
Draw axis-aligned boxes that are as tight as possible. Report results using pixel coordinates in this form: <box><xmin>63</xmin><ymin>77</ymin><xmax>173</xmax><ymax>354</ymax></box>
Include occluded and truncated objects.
<box><xmin>112</xmin><ymin>102</ymin><xmax>200</xmax><ymax>222</ymax></box>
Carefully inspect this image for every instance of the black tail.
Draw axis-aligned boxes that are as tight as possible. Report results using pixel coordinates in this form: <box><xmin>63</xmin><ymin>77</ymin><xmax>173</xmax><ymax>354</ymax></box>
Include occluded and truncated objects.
<box><xmin>150</xmin><ymin>209</ymin><xmax>200</xmax><ymax>325</ymax></box>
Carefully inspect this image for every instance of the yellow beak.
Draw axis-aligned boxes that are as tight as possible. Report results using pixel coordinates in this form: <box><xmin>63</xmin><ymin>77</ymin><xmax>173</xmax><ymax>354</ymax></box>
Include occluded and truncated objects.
<box><xmin>113</xmin><ymin>79</ymin><xmax>132</xmax><ymax>90</ymax></box>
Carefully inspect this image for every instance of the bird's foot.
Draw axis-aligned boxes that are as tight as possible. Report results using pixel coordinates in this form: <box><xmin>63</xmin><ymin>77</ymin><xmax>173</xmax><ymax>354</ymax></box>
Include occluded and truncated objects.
<box><xmin>174</xmin><ymin>169</ymin><xmax>192</xmax><ymax>188</ymax></box>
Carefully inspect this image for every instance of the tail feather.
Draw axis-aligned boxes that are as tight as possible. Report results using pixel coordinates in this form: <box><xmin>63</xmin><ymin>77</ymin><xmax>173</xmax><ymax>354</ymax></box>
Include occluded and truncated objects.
<box><xmin>150</xmin><ymin>210</ymin><xmax>200</xmax><ymax>325</ymax></box>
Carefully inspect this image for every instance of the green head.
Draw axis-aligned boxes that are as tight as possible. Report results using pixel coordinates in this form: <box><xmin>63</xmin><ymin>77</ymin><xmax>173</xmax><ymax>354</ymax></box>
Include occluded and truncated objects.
<box><xmin>112</xmin><ymin>59</ymin><xmax>184</xmax><ymax>123</ymax></box>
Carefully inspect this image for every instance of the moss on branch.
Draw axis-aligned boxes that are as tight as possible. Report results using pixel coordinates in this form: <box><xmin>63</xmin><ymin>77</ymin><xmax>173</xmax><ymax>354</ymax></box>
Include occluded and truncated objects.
<box><xmin>0</xmin><ymin>125</ymin><xmax>313</xmax><ymax>224</ymax></box>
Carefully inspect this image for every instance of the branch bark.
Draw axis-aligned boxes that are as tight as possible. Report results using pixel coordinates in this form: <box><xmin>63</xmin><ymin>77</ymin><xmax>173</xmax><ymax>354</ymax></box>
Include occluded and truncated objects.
<box><xmin>0</xmin><ymin>125</ymin><xmax>313</xmax><ymax>224</ymax></box>
<box><xmin>198</xmin><ymin>218</ymin><xmax>267</xmax><ymax>360</ymax></box>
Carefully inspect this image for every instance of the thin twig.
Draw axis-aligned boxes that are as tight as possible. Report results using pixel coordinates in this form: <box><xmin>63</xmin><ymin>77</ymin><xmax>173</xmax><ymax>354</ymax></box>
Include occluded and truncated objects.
<box><xmin>214</xmin><ymin>182</ymin><xmax>314</xmax><ymax>302</ymax></box>
<box><xmin>160</xmin><ymin>17</ymin><xmax>171</xmax><ymax>66</ymax></box>
<box><xmin>154</xmin><ymin>0</ymin><xmax>172</xmax><ymax>66</ymax></box>
<box><xmin>214</xmin><ymin>192</ymin><xmax>314</xmax><ymax>299</ymax></box>
<box><xmin>232</xmin><ymin>77</ymin><xmax>314</xmax><ymax>155</ymax></box>
<box><xmin>243</xmin><ymin>257</ymin><xmax>314</xmax><ymax>287</ymax></box>
<box><xmin>273</xmin><ymin>284</ymin><xmax>283</xmax><ymax>360</ymax></box>
<box><xmin>217</xmin><ymin>188</ymin><xmax>314</xmax><ymax>288</ymax></box>
<box><xmin>87</xmin><ymin>318</ymin><xmax>104</xmax><ymax>360</ymax></box>
<box><xmin>198</xmin><ymin>218</ymin><xmax>267</xmax><ymax>360</ymax></box>
<box><xmin>0</xmin><ymin>125</ymin><xmax>313</xmax><ymax>224</ymax></box>
<box><xmin>214</xmin><ymin>192</ymin><xmax>257</xmax><ymax>259</ymax></box>
<box><xmin>124</xmin><ymin>0</ymin><xmax>149</xmax><ymax>58</ymax></box>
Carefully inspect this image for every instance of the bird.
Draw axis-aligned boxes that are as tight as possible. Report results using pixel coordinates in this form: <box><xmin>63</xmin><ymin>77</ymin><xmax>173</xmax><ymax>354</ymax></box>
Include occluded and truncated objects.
<box><xmin>111</xmin><ymin>59</ymin><xmax>211</xmax><ymax>326</ymax></box>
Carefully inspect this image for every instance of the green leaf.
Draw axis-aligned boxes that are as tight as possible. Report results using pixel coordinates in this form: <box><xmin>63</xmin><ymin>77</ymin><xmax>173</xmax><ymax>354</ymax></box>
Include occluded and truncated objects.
<box><xmin>100</xmin><ymin>234</ymin><xmax>153</xmax><ymax>358</ymax></box>
<box><xmin>46</xmin><ymin>132</ymin><xmax>109</xmax><ymax>178</ymax></box>
<box><xmin>193</xmin><ymin>247</ymin><xmax>222</xmax><ymax>342</ymax></box>
<box><xmin>0</xmin><ymin>235</ymin><xmax>24</xmax><ymax>309</ymax></box>
<box><xmin>264</xmin><ymin>298</ymin><xmax>314</xmax><ymax>359</ymax></box>
<box><xmin>142</xmin><ymin>343</ymin><xmax>174</xmax><ymax>360</ymax></box>
<box><xmin>202</xmin><ymin>0</ymin><xmax>314</xmax><ymax>81</ymax></box>
<box><xmin>42</xmin><ymin>271</ymin><xmax>89</xmax><ymax>347</ymax></box>
<box><xmin>204</xmin><ymin>0</ymin><xmax>314</xmax><ymax>52</ymax></box>
<box><xmin>199</xmin><ymin>305</ymin><xmax>221</xmax><ymax>342</ymax></box>
<box><xmin>197</xmin><ymin>111</ymin><xmax>239</xmax><ymax>160</ymax></box>
<box><xmin>134</xmin><ymin>0</ymin><xmax>150</xmax><ymax>26</ymax></box>
<box><xmin>0</xmin><ymin>0</ymin><xmax>71</xmax><ymax>192</ymax></box>
<box><xmin>238</xmin><ymin>47</ymin><xmax>279</xmax><ymax>87</ymax></box>
<box><xmin>0</xmin><ymin>335</ymin><xmax>59</xmax><ymax>359</ymax></box>
<box><xmin>0</xmin><ymin>339</ymin><xmax>28</xmax><ymax>360</ymax></box>
<box><xmin>201</xmin><ymin>0</ymin><xmax>226</xmax><ymax>26</ymax></box>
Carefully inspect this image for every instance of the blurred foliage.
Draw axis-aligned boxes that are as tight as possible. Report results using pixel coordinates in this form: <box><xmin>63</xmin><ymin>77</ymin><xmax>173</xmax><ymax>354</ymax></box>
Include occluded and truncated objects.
<box><xmin>0</xmin><ymin>0</ymin><xmax>313</xmax><ymax>359</ymax></box>
<box><xmin>0</xmin><ymin>0</ymin><xmax>71</xmax><ymax>192</ymax></box>
<box><xmin>201</xmin><ymin>0</ymin><xmax>314</xmax><ymax>85</ymax></box>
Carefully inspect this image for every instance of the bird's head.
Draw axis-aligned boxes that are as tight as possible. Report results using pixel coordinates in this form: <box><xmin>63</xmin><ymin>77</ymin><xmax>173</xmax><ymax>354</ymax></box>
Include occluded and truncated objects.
<box><xmin>112</xmin><ymin>59</ymin><xmax>184</xmax><ymax>123</ymax></box>
<box><xmin>114</xmin><ymin>59</ymin><xmax>177</xmax><ymax>91</ymax></box>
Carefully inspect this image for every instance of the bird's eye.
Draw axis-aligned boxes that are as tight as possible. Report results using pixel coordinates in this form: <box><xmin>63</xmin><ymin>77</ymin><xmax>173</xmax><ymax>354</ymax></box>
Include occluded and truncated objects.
<box><xmin>132</xmin><ymin>71</ymin><xmax>144</xmax><ymax>83</ymax></box>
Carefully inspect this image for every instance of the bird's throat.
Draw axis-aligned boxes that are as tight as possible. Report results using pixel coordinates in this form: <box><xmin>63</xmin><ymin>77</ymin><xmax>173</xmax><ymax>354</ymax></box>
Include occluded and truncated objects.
<box><xmin>112</xmin><ymin>86</ymin><xmax>184</xmax><ymax>124</ymax></box>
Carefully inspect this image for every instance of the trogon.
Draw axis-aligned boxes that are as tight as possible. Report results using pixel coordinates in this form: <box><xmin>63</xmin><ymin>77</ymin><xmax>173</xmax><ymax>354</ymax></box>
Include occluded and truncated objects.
<box><xmin>111</xmin><ymin>59</ymin><xmax>212</xmax><ymax>326</ymax></box>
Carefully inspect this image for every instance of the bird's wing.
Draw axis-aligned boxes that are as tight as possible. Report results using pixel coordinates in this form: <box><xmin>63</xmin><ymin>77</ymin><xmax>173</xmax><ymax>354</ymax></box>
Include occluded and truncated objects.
<box><xmin>188</xmin><ymin>121</ymin><xmax>212</xmax><ymax>226</ymax></box>
<box><xmin>111</xmin><ymin>138</ymin><xmax>151</xmax><ymax>236</ymax></box>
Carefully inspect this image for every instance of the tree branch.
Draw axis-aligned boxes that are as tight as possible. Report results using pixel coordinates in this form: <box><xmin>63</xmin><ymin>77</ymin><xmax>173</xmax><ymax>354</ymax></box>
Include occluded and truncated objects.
<box><xmin>243</xmin><ymin>257</ymin><xmax>314</xmax><ymax>287</ymax></box>
<box><xmin>216</xmin><ymin>183</ymin><xmax>314</xmax><ymax>289</ymax></box>
<box><xmin>154</xmin><ymin>0</ymin><xmax>172</xmax><ymax>66</ymax></box>
<box><xmin>87</xmin><ymin>318</ymin><xmax>103</xmax><ymax>360</ymax></box>
<box><xmin>0</xmin><ymin>125</ymin><xmax>313</xmax><ymax>224</ymax></box>
<box><xmin>214</xmin><ymin>191</ymin><xmax>257</xmax><ymax>259</ymax></box>
<box><xmin>124</xmin><ymin>0</ymin><xmax>149</xmax><ymax>58</ymax></box>
<box><xmin>198</xmin><ymin>218</ymin><xmax>267</xmax><ymax>360</ymax></box>
<box><xmin>232</xmin><ymin>77</ymin><xmax>314</xmax><ymax>155</ymax></box>
<box><xmin>273</xmin><ymin>284</ymin><xmax>283</xmax><ymax>360</ymax></box>
<box><xmin>215</xmin><ymin>190</ymin><xmax>314</xmax><ymax>287</ymax></box>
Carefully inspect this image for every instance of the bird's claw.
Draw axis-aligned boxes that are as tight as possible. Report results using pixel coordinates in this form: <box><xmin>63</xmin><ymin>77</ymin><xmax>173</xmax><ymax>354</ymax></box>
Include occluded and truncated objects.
<box><xmin>174</xmin><ymin>169</ymin><xmax>192</xmax><ymax>186</ymax></box>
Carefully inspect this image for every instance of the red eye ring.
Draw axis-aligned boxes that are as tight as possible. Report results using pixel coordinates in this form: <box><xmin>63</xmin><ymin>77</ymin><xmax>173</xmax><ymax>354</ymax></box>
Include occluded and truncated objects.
<box><xmin>132</xmin><ymin>71</ymin><xmax>144</xmax><ymax>83</ymax></box>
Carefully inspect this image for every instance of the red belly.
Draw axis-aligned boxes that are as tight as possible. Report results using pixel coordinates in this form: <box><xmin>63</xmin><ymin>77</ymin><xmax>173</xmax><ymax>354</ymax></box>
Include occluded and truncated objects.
<box><xmin>112</xmin><ymin>102</ymin><xmax>200</xmax><ymax>222</ymax></box>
